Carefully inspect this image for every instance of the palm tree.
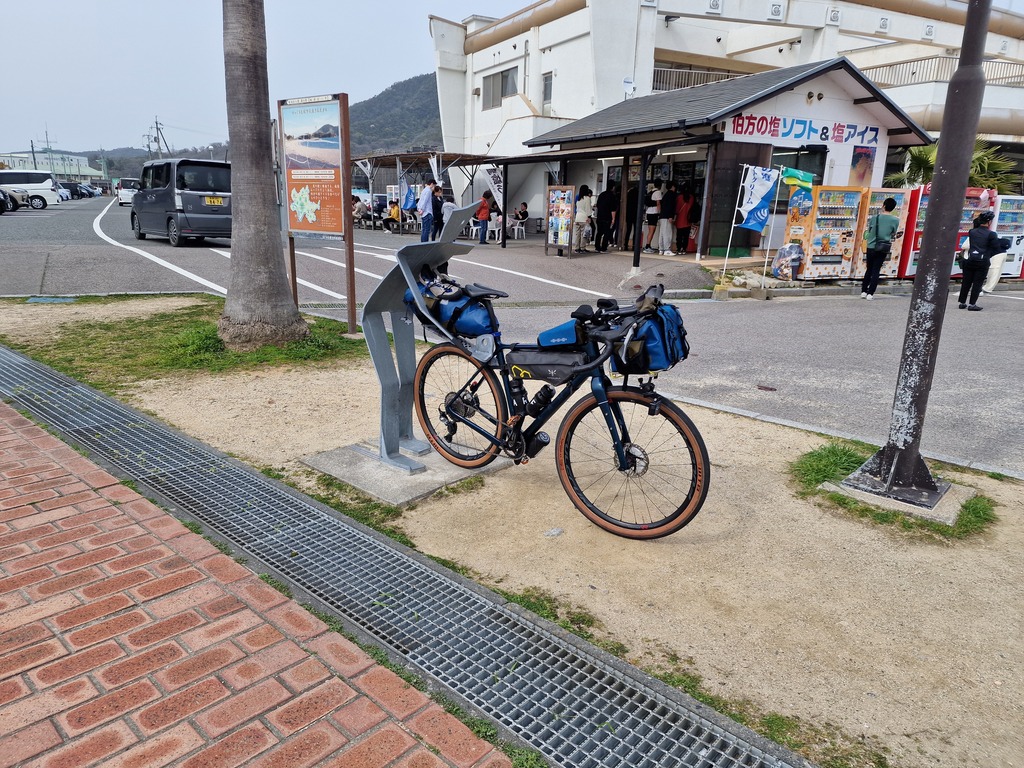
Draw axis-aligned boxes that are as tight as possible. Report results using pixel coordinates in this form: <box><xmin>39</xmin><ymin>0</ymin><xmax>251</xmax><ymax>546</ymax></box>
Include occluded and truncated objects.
<box><xmin>885</xmin><ymin>140</ymin><xmax>1019</xmax><ymax>193</ymax></box>
<box><xmin>218</xmin><ymin>0</ymin><xmax>308</xmax><ymax>350</ymax></box>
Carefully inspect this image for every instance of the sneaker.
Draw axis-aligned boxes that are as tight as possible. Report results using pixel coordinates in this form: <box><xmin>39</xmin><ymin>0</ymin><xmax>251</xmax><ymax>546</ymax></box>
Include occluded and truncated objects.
<box><xmin>968</xmin><ymin>304</ymin><xmax>983</xmax><ymax>311</ymax></box>
<box><xmin>643</xmin><ymin>246</ymin><xmax>655</xmax><ymax>253</ymax></box>
<box><xmin>865</xmin><ymin>294</ymin><xmax>874</xmax><ymax>300</ymax></box>
<box><xmin>662</xmin><ymin>250</ymin><xmax>676</xmax><ymax>256</ymax></box>
<box><xmin>861</xmin><ymin>292</ymin><xmax>868</xmax><ymax>298</ymax></box>
<box><xmin>958</xmin><ymin>303</ymin><xmax>967</xmax><ymax>309</ymax></box>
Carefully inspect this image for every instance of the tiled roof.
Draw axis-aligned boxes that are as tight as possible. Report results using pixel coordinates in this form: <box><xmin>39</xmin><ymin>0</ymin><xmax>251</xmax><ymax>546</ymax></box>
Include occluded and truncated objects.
<box><xmin>525</xmin><ymin>57</ymin><xmax>930</xmax><ymax>147</ymax></box>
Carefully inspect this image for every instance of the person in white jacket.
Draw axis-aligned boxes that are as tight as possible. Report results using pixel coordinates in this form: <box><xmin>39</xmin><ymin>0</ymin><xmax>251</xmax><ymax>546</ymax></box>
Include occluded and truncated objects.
<box><xmin>573</xmin><ymin>185</ymin><xmax>594</xmax><ymax>253</ymax></box>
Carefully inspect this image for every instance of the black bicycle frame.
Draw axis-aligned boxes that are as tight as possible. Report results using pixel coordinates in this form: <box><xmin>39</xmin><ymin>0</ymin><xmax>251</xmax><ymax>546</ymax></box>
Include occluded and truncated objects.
<box><xmin>443</xmin><ymin>333</ymin><xmax>635</xmax><ymax>469</ymax></box>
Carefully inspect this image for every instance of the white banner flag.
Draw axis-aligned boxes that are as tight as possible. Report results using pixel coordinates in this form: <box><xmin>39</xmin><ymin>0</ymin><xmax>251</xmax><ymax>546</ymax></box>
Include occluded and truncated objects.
<box><xmin>737</xmin><ymin>165</ymin><xmax>780</xmax><ymax>233</ymax></box>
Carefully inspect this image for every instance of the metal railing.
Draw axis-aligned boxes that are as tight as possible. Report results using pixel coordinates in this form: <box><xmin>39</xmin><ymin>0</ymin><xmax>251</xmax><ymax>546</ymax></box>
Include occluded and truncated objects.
<box><xmin>862</xmin><ymin>56</ymin><xmax>1024</xmax><ymax>88</ymax></box>
<box><xmin>651</xmin><ymin>68</ymin><xmax>738</xmax><ymax>92</ymax></box>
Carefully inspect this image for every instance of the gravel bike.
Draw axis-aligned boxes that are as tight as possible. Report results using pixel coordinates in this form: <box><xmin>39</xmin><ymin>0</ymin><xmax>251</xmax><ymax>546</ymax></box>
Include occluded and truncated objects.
<box><xmin>410</xmin><ymin>281</ymin><xmax>710</xmax><ymax>540</ymax></box>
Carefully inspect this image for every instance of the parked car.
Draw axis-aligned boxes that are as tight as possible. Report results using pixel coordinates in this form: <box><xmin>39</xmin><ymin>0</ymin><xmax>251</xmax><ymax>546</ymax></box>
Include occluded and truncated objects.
<box><xmin>131</xmin><ymin>158</ymin><xmax>231</xmax><ymax>246</ymax></box>
<box><xmin>61</xmin><ymin>182</ymin><xmax>87</xmax><ymax>200</ymax></box>
<box><xmin>0</xmin><ymin>169</ymin><xmax>61</xmax><ymax>209</ymax></box>
<box><xmin>77</xmin><ymin>183</ymin><xmax>102</xmax><ymax>198</ymax></box>
<box><xmin>3</xmin><ymin>187</ymin><xmax>30</xmax><ymax>211</ymax></box>
<box><xmin>0</xmin><ymin>188</ymin><xmax>9</xmax><ymax>214</ymax></box>
<box><xmin>117</xmin><ymin>178</ymin><xmax>140</xmax><ymax>206</ymax></box>
<box><xmin>56</xmin><ymin>184</ymin><xmax>71</xmax><ymax>201</ymax></box>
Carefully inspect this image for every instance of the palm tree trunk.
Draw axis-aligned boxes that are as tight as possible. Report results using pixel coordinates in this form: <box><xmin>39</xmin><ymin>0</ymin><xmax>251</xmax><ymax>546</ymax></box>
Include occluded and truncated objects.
<box><xmin>219</xmin><ymin>0</ymin><xmax>308</xmax><ymax>350</ymax></box>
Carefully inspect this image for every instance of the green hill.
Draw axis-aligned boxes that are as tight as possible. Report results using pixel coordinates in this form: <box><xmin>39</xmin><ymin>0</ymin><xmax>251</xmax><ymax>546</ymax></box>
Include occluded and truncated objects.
<box><xmin>348</xmin><ymin>73</ymin><xmax>442</xmax><ymax>156</ymax></box>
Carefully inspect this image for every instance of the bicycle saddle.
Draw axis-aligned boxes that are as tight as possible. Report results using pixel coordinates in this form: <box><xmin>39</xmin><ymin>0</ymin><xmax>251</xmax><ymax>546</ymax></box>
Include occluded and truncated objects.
<box><xmin>462</xmin><ymin>283</ymin><xmax>509</xmax><ymax>300</ymax></box>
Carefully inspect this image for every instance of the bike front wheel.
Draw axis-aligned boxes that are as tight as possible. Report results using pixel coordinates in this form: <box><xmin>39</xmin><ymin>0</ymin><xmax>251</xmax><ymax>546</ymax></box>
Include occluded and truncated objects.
<box><xmin>414</xmin><ymin>343</ymin><xmax>507</xmax><ymax>468</ymax></box>
<box><xmin>556</xmin><ymin>388</ymin><xmax>710</xmax><ymax>539</ymax></box>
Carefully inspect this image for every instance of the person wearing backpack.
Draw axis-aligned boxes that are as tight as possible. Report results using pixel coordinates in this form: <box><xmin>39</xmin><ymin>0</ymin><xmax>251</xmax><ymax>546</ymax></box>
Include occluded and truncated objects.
<box><xmin>860</xmin><ymin>197</ymin><xmax>899</xmax><ymax>300</ymax></box>
<box><xmin>959</xmin><ymin>211</ymin><xmax>1001</xmax><ymax>311</ymax></box>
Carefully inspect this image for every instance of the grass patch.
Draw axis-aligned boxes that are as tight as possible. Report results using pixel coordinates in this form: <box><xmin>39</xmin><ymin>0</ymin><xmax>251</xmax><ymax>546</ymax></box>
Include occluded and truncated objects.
<box><xmin>258</xmin><ymin>574</ymin><xmax>292</xmax><ymax>599</ymax></box>
<box><xmin>648</xmin><ymin>659</ymin><xmax>893</xmax><ymax>767</ymax></box>
<box><xmin>304</xmin><ymin>473</ymin><xmax>413</xmax><ymax>548</ymax></box>
<box><xmin>494</xmin><ymin>586</ymin><xmax>627</xmax><ymax>658</ymax></box>
<box><xmin>0</xmin><ymin>294</ymin><xmax>367</xmax><ymax>393</ymax></box>
<box><xmin>791</xmin><ymin>442</ymin><xmax>999</xmax><ymax>541</ymax></box>
<box><xmin>432</xmin><ymin>475</ymin><xmax>484</xmax><ymax>498</ymax></box>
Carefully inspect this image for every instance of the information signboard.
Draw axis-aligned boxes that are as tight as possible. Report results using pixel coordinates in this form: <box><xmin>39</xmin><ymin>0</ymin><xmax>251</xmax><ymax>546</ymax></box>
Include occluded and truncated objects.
<box><xmin>545</xmin><ymin>185</ymin><xmax>575</xmax><ymax>255</ymax></box>
<box><xmin>278</xmin><ymin>94</ymin><xmax>348</xmax><ymax>238</ymax></box>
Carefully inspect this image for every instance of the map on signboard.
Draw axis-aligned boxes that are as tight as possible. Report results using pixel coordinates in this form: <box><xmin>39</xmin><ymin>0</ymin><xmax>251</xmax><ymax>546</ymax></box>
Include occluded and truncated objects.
<box><xmin>290</xmin><ymin>186</ymin><xmax>321</xmax><ymax>223</ymax></box>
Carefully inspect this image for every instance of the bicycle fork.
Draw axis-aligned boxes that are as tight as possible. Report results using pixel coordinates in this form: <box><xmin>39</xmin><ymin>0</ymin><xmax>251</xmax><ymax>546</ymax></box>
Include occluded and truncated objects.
<box><xmin>592</xmin><ymin>378</ymin><xmax>659</xmax><ymax>473</ymax></box>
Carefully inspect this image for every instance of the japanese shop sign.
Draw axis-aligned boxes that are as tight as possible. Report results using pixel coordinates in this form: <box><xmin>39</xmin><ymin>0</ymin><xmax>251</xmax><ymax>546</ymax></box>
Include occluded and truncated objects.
<box><xmin>725</xmin><ymin>112</ymin><xmax>881</xmax><ymax>147</ymax></box>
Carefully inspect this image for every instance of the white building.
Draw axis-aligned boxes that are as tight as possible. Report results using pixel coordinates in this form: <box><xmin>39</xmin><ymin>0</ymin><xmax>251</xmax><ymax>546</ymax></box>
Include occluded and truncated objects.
<box><xmin>0</xmin><ymin>151</ymin><xmax>103</xmax><ymax>181</ymax></box>
<box><xmin>430</xmin><ymin>0</ymin><xmax>1024</xmax><ymax>236</ymax></box>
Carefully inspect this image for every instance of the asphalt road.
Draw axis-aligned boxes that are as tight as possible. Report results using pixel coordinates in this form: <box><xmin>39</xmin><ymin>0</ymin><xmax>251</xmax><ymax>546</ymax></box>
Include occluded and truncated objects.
<box><xmin>2</xmin><ymin>196</ymin><xmax>1021</xmax><ymax>476</ymax></box>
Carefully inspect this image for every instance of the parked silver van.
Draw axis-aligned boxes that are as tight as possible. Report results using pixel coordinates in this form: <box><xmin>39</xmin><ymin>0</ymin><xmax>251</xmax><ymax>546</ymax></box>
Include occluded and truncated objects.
<box><xmin>131</xmin><ymin>159</ymin><xmax>231</xmax><ymax>246</ymax></box>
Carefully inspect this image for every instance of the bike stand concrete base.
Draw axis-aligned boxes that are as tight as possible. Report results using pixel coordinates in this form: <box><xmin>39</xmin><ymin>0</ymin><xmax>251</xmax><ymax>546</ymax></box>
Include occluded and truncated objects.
<box><xmin>302</xmin><ymin>441</ymin><xmax>513</xmax><ymax>507</ymax></box>
<box><xmin>818</xmin><ymin>479</ymin><xmax>975</xmax><ymax>526</ymax></box>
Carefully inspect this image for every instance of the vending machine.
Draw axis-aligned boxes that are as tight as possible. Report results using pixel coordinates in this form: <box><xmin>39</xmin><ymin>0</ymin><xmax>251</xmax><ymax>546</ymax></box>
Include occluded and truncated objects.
<box><xmin>849</xmin><ymin>188</ymin><xmax>911</xmax><ymax>281</ymax></box>
<box><xmin>993</xmin><ymin>194</ymin><xmax>1024</xmax><ymax>278</ymax></box>
<box><xmin>785</xmin><ymin>186</ymin><xmax>866</xmax><ymax>280</ymax></box>
<box><xmin>898</xmin><ymin>185</ymin><xmax>992</xmax><ymax>278</ymax></box>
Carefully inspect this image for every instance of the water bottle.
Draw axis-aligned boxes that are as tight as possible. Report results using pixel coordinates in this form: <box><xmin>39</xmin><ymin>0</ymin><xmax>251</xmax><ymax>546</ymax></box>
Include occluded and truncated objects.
<box><xmin>526</xmin><ymin>385</ymin><xmax>556</xmax><ymax>417</ymax></box>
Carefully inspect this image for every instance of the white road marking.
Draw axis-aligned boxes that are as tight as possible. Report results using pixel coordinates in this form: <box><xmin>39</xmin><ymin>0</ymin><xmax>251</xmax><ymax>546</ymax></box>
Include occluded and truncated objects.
<box><xmin>92</xmin><ymin>199</ymin><xmax>227</xmax><ymax>294</ymax></box>
<box><xmin>295</xmin><ymin>250</ymin><xmax>385</xmax><ymax>280</ymax></box>
<box><xmin>209</xmin><ymin>249</ymin><xmax>346</xmax><ymax>300</ymax></box>
<box><xmin>331</xmin><ymin>244</ymin><xmax>611</xmax><ymax>298</ymax></box>
<box><xmin>986</xmin><ymin>292</ymin><xmax>1023</xmax><ymax>301</ymax></box>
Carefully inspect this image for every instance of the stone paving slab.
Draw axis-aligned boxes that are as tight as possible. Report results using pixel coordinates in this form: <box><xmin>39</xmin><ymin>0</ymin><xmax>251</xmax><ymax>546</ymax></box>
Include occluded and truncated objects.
<box><xmin>0</xmin><ymin>402</ymin><xmax>511</xmax><ymax>768</ymax></box>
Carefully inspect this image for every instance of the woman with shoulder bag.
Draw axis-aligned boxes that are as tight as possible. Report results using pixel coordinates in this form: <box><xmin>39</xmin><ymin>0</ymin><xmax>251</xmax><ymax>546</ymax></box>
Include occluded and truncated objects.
<box><xmin>861</xmin><ymin>197</ymin><xmax>899</xmax><ymax>300</ymax></box>
<box><xmin>959</xmin><ymin>211</ymin><xmax>1000</xmax><ymax>311</ymax></box>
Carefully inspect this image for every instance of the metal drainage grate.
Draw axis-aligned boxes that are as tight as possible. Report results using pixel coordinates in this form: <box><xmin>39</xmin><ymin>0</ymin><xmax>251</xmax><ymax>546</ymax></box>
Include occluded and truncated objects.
<box><xmin>0</xmin><ymin>345</ymin><xmax>806</xmax><ymax>768</ymax></box>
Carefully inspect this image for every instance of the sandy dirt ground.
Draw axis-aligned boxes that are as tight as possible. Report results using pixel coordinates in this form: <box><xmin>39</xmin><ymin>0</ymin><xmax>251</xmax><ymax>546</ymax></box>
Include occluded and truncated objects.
<box><xmin>2</xmin><ymin>297</ymin><xmax>1021</xmax><ymax>767</ymax></box>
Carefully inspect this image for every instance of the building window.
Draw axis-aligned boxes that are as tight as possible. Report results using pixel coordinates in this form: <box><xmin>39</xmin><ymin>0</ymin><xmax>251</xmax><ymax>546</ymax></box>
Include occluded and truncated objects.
<box><xmin>482</xmin><ymin>67</ymin><xmax>518</xmax><ymax>110</ymax></box>
<box><xmin>770</xmin><ymin>147</ymin><xmax>827</xmax><ymax>207</ymax></box>
<box><xmin>542</xmin><ymin>71</ymin><xmax>553</xmax><ymax>114</ymax></box>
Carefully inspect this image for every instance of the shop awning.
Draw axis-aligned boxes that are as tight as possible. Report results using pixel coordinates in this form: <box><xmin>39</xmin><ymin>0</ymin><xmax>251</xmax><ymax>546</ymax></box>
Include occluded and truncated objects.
<box><xmin>489</xmin><ymin>136</ymin><xmax>705</xmax><ymax>166</ymax></box>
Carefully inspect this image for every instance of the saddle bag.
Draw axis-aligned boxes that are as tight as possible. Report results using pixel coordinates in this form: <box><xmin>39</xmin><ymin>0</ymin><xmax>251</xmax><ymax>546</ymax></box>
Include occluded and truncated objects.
<box><xmin>404</xmin><ymin>279</ymin><xmax>497</xmax><ymax>337</ymax></box>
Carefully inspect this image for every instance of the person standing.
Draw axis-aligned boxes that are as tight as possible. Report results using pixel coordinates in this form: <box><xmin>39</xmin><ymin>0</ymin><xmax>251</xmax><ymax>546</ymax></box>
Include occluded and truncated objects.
<box><xmin>860</xmin><ymin>197</ymin><xmax>899</xmax><ymax>300</ymax></box>
<box><xmin>643</xmin><ymin>181</ymin><xmax>661</xmax><ymax>253</ymax></box>
<box><xmin>475</xmin><ymin>190</ymin><xmax>493</xmax><ymax>244</ymax></box>
<box><xmin>431</xmin><ymin>185</ymin><xmax>444</xmax><ymax>240</ymax></box>
<box><xmin>416</xmin><ymin>179</ymin><xmax>436</xmax><ymax>243</ymax></box>
<box><xmin>959</xmin><ymin>211</ymin><xmax>1001</xmax><ymax>311</ymax></box>
<box><xmin>675</xmin><ymin>185</ymin><xmax>694</xmax><ymax>253</ymax></box>
<box><xmin>594</xmin><ymin>184</ymin><xmax>618</xmax><ymax>253</ymax></box>
<box><xmin>573</xmin><ymin>185</ymin><xmax>594</xmax><ymax>253</ymax></box>
<box><xmin>657</xmin><ymin>180</ymin><xmax>677</xmax><ymax>255</ymax></box>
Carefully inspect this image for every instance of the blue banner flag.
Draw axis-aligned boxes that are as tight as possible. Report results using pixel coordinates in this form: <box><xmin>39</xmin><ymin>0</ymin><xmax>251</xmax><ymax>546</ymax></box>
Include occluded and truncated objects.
<box><xmin>736</xmin><ymin>166</ymin><xmax>780</xmax><ymax>233</ymax></box>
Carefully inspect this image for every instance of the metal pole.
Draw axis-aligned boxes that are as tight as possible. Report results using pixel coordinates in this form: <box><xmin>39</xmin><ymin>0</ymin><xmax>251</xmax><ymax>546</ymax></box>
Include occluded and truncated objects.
<box><xmin>846</xmin><ymin>0</ymin><xmax>992</xmax><ymax>507</ymax></box>
<box><xmin>632</xmin><ymin>154</ymin><xmax>651</xmax><ymax>271</ymax></box>
<box><xmin>288</xmin><ymin>235</ymin><xmax>298</xmax><ymax>306</ymax></box>
<box><xmin>761</xmin><ymin>166</ymin><xmax>786</xmax><ymax>288</ymax></box>
<box><xmin>722</xmin><ymin>165</ymin><xmax>749</xmax><ymax>276</ymax></box>
<box><xmin>501</xmin><ymin>163</ymin><xmax>509</xmax><ymax>248</ymax></box>
<box><xmin>340</xmin><ymin>94</ymin><xmax>358</xmax><ymax>333</ymax></box>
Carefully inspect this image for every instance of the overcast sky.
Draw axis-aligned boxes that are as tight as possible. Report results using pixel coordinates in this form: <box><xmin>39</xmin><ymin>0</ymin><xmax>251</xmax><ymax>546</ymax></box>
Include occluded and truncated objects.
<box><xmin>2</xmin><ymin>0</ymin><xmax>1022</xmax><ymax>154</ymax></box>
<box><xmin>0</xmin><ymin>1</ymin><xmax>526</xmax><ymax>153</ymax></box>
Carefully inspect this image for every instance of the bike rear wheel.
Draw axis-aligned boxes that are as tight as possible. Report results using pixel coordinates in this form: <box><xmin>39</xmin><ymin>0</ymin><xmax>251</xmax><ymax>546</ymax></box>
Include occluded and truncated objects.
<box><xmin>414</xmin><ymin>343</ymin><xmax>506</xmax><ymax>468</ymax></box>
<box><xmin>556</xmin><ymin>388</ymin><xmax>710</xmax><ymax>539</ymax></box>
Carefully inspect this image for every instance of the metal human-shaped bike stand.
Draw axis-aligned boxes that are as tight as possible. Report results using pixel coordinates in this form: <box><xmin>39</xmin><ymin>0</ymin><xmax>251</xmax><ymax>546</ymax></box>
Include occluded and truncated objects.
<box><xmin>359</xmin><ymin>203</ymin><xmax>479</xmax><ymax>473</ymax></box>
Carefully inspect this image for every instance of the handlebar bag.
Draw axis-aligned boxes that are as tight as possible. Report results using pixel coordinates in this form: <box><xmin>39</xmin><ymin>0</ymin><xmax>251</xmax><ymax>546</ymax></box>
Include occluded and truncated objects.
<box><xmin>611</xmin><ymin>304</ymin><xmax>689</xmax><ymax>374</ymax></box>
<box><xmin>506</xmin><ymin>350</ymin><xmax>587</xmax><ymax>385</ymax></box>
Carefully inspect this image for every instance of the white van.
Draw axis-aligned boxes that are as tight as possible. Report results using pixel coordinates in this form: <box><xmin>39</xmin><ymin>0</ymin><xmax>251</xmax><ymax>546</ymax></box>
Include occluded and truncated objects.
<box><xmin>0</xmin><ymin>170</ymin><xmax>60</xmax><ymax>209</ymax></box>
<box><xmin>117</xmin><ymin>178</ymin><xmax>140</xmax><ymax>206</ymax></box>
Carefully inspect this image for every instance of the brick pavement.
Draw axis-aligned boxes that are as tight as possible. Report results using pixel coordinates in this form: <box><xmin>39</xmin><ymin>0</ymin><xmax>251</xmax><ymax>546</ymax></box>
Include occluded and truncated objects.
<box><xmin>0</xmin><ymin>403</ymin><xmax>512</xmax><ymax>768</ymax></box>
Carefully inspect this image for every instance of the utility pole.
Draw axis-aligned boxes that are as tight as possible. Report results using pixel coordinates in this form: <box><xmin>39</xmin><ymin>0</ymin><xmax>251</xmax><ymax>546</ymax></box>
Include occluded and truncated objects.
<box><xmin>30</xmin><ymin>140</ymin><xmax>38</xmax><ymax>168</ymax></box>
<box><xmin>844</xmin><ymin>0</ymin><xmax>992</xmax><ymax>508</ymax></box>
<box><xmin>154</xmin><ymin>116</ymin><xmax>172</xmax><ymax>157</ymax></box>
